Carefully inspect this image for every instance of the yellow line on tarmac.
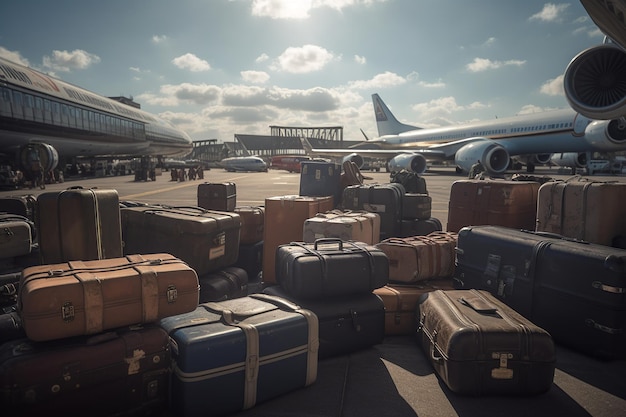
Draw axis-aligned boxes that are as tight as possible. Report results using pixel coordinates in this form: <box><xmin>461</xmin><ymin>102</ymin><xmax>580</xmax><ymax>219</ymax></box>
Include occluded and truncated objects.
<box><xmin>120</xmin><ymin>175</ymin><xmax>249</xmax><ymax>199</ymax></box>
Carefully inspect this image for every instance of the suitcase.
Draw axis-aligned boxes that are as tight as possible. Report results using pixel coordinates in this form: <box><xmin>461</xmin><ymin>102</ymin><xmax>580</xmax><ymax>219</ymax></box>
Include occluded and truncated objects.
<box><xmin>198</xmin><ymin>182</ymin><xmax>237</xmax><ymax>212</ymax></box>
<box><xmin>19</xmin><ymin>253</ymin><xmax>199</xmax><ymax>342</ymax></box>
<box><xmin>0</xmin><ymin>194</ymin><xmax>36</xmax><ymax>221</ymax></box>
<box><xmin>0</xmin><ymin>213</ymin><xmax>34</xmax><ymax>258</ymax></box>
<box><xmin>262</xmin><ymin>195</ymin><xmax>334</xmax><ymax>284</ymax></box>
<box><xmin>275</xmin><ymin>239</ymin><xmax>389</xmax><ymax>299</ymax></box>
<box><xmin>402</xmin><ymin>193</ymin><xmax>432</xmax><ymax>220</ymax></box>
<box><xmin>234</xmin><ymin>240</ymin><xmax>263</xmax><ymax>281</ymax></box>
<box><xmin>417</xmin><ymin>289</ymin><xmax>555</xmax><ymax>395</ymax></box>
<box><xmin>36</xmin><ymin>187</ymin><xmax>123</xmax><ymax>263</ymax></box>
<box><xmin>0</xmin><ymin>325</ymin><xmax>170</xmax><ymax>417</ymax></box>
<box><xmin>299</xmin><ymin>160</ymin><xmax>342</xmax><ymax>206</ymax></box>
<box><xmin>536</xmin><ymin>179</ymin><xmax>626</xmax><ymax>246</ymax></box>
<box><xmin>234</xmin><ymin>205</ymin><xmax>264</xmax><ymax>244</ymax></box>
<box><xmin>374</xmin><ymin>279</ymin><xmax>454</xmax><ymax>335</ymax></box>
<box><xmin>376</xmin><ymin>233</ymin><xmax>457</xmax><ymax>283</ymax></box>
<box><xmin>120</xmin><ymin>205</ymin><xmax>241</xmax><ymax>276</ymax></box>
<box><xmin>264</xmin><ymin>285</ymin><xmax>385</xmax><ymax>359</ymax></box>
<box><xmin>198</xmin><ymin>266</ymin><xmax>248</xmax><ymax>302</ymax></box>
<box><xmin>453</xmin><ymin>225</ymin><xmax>626</xmax><ymax>358</ymax></box>
<box><xmin>0</xmin><ymin>308</ymin><xmax>25</xmax><ymax>343</ymax></box>
<box><xmin>446</xmin><ymin>180</ymin><xmax>539</xmax><ymax>233</ymax></box>
<box><xmin>399</xmin><ymin>217</ymin><xmax>442</xmax><ymax>237</ymax></box>
<box><xmin>158</xmin><ymin>294</ymin><xmax>318</xmax><ymax>417</ymax></box>
<box><xmin>342</xmin><ymin>183</ymin><xmax>404</xmax><ymax>240</ymax></box>
<box><xmin>303</xmin><ymin>209</ymin><xmax>381</xmax><ymax>245</ymax></box>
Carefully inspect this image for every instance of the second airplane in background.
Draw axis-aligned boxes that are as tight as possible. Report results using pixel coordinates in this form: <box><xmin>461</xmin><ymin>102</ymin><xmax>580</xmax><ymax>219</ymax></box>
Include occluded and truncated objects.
<box><xmin>303</xmin><ymin>94</ymin><xmax>626</xmax><ymax>174</ymax></box>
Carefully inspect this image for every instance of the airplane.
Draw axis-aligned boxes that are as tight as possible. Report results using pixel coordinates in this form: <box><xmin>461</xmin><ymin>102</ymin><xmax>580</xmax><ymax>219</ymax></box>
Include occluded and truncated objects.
<box><xmin>300</xmin><ymin>93</ymin><xmax>626</xmax><ymax>175</ymax></box>
<box><xmin>218</xmin><ymin>156</ymin><xmax>268</xmax><ymax>172</ymax></box>
<box><xmin>0</xmin><ymin>56</ymin><xmax>193</xmax><ymax>175</ymax></box>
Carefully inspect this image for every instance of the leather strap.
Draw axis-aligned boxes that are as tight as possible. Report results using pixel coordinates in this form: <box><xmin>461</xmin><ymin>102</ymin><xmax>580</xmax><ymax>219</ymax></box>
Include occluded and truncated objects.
<box><xmin>69</xmin><ymin>260</ymin><xmax>104</xmax><ymax>334</ymax></box>
<box><xmin>127</xmin><ymin>254</ymin><xmax>159</xmax><ymax>322</ymax></box>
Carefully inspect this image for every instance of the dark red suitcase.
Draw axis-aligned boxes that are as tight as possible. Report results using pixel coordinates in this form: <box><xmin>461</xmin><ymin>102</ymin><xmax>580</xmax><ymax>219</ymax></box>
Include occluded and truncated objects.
<box><xmin>0</xmin><ymin>325</ymin><xmax>170</xmax><ymax>417</ymax></box>
<box><xmin>198</xmin><ymin>266</ymin><xmax>248</xmax><ymax>302</ymax></box>
<box><xmin>275</xmin><ymin>239</ymin><xmax>389</xmax><ymax>299</ymax></box>
<box><xmin>417</xmin><ymin>289</ymin><xmax>555</xmax><ymax>395</ymax></box>
<box><xmin>198</xmin><ymin>182</ymin><xmax>237</xmax><ymax>212</ymax></box>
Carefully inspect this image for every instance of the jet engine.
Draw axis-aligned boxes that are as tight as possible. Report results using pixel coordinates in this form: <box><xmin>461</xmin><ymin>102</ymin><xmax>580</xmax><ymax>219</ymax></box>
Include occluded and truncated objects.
<box><xmin>454</xmin><ymin>140</ymin><xmax>510</xmax><ymax>174</ymax></box>
<box><xmin>550</xmin><ymin>152</ymin><xmax>587</xmax><ymax>169</ymax></box>
<box><xmin>564</xmin><ymin>44</ymin><xmax>626</xmax><ymax>120</ymax></box>
<box><xmin>19</xmin><ymin>143</ymin><xmax>59</xmax><ymax>173</ymax></box>
<box><xmin>387</xmin><ymin>153</ymin><xmax>428</xmax><ymax>174</ymax></box>
<box><xmin>341</xmin><ymin>153</ymin><xmax>364</xmax><ymax>169</ymax></box>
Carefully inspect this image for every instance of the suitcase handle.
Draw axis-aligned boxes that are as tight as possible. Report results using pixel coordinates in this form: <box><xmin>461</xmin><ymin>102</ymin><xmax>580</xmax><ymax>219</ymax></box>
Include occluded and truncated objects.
<box><xmin>313</xmin><ymin>238</ymin><xmax>343</xmax><ymax>250</ymax></box>
<box><xmin>459</xmin><ymin>296</ymin><xmax>498</xmax><ymax>315</ymax></box>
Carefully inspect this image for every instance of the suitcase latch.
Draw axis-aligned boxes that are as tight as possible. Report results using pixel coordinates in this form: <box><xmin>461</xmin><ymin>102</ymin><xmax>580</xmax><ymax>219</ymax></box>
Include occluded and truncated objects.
<box><xmin>491</xmin><ymin>352</ymin><xmax>514</xmax><ymax>379</ymax></box>
<box><xmin>167</xmin><ymin>285</ymin><xmax>178</xmax><ymax>303</ymax></box>
<box><xmin>61</xmin><ymin>301</ymin><xmax>75</xmax><ymax>322</ymax></box>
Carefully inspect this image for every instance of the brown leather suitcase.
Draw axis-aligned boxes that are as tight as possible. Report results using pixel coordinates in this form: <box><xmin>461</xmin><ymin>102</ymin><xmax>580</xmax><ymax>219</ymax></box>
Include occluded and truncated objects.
<box><xmin>198</xmin><ymin>182</ymin><xmax>237</xmax><ymax>211</ymax></box>
<box><xmin>417</xmin><ymin>289</ymin><xmax>555</xmax><ymax>395</ymax></box>
<box><xmin>120</xmin><ymin>205</ymin><xmax>241</xmax><ymax>275</ymax></box>
<box><xmin>234</xmin><ymin>205</ymin><xmax>265</xmax><ymax>244</ymax></box>
<box><xmin>375</xmin><ymin>232</ymin><xmax>457</xmax><ymax>283</ymax></box>
<box><xmin>19</xmin><ymin>253</ymin><xmax>199</xmax><ymax>342</ymax></box>
<box><xmin>302</xmin><ymin>209</ymin><xmax>381</xmax><ymax>245</ymax></box>
<box><xmin>36</xmin><ymin>187</ymin><xmax>123</xmax><ymax>263</ymax></box>
<box><xmin>446</xmin><ymin>180</ymin><xmax>539</xmax><ymax>232</ymax></box>
<box><xmin>536</xmin><ymin>178</ymin><xmax>626</xmax><ymax>246</ymax></box>
<box><xmin>262</xmin><ymin>195</ymin><xmax>334</xmax><ymax>284</ymax></box>
<box><xmin>0</xmin><ymin>325</ymin><xmax>170</xmax><ymax>417</ymax></box>
<box><xmin>374</xmin><ymin>279</ymin><xmax>454</xmax><ymax>335</ymax></box>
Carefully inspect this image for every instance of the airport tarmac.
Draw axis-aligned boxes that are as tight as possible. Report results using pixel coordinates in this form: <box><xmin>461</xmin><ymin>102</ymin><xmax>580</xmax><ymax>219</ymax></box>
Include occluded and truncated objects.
<box><xmin>2</xmin><ymin>167</ymin><xmax>626</xmax><ymax>417</ymax></box>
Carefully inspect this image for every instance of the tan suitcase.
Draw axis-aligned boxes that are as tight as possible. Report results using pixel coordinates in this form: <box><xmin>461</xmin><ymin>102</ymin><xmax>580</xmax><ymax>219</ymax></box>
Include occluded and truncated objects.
<box><xmin>262</xmin><ymin>195</ymin><xmax>334</xmax><ymax>284</ymax></box>
<box><xmin>374</xmin><ymin>279</ymin><xmax>454</xmax><ymax>335</ymax></box>
<box><xmin>302</xmin><ymin>209</ymin><xmax>381</xmax><ymax>245</ymax></box>
<box><xmin>446</xmin><ymin>180</ymin><xmax>539</xmax><ymax>232</ymax></box>
<box><xmin>375</xmin><ymin>232</ymin><xmax>457</xmax><ymax>283</ymax></box>
<box><xmin>536</xmin><ymin>179</ymin><xmax>626</xmax><ymax>246</ymax></box>
<box><xmin>234</xmin><ymin>205</ymin><xmax>265</xmax><ymax>245</ymax></box>
<box><xmin>19</xmin><ymin>253</ymin><xmax>199</xmax><ymax>342</ymax></box>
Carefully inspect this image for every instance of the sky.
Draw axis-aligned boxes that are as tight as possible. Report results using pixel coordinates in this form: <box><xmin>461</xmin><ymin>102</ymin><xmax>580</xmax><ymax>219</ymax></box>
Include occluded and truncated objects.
<box><xmin>0</xmin><ymin>0</ymin><xmax>606</xmax><ymax>144</ymax></box>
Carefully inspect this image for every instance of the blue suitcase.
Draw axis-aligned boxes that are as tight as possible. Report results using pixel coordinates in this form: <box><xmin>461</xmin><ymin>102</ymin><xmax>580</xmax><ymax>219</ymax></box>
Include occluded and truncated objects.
<box><xmin>299</xmin><ymin>161</ymin><xmax>342</xmax><ymax>206</ymax></box>
<box><xmin>158</xmin><ymin>294</ymin><xmax>318</xmax><ymax>417</ymax></box>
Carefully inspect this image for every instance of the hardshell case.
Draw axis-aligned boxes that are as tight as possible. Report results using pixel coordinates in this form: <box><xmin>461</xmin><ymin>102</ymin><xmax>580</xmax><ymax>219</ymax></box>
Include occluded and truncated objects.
<box><xmin>158</xmin><ymin>294</ymin><xmax>318</xmax><ymax>417</ymax></box>
<box><xmin>453</xmin><ymin>225</ymin><xmax>626</xmax><ymax>358</ymax></box>
<box><xmin>0</xmin><ymin>325</ymin><xmax>170</xmax><ymax>417</ymax></box>
<box><xmin>303</xmin><ymin>209</ymin><xmax>381</xmax><ymax>245</ymax></box>
<box><xmin>0</xmin><ymin>214</ymin><xmax>34</xmax><ymax>258</ymax></box>
<box><xmin>299</xmin><ymin>160</ymin><xmax>342</xmax><ymax>206</ymax></box>
<box><xmin>417</xmin><ymin>289</ymin><xmax>555</xmax><ymax>395</ymax></box>
<box><xmin>402</xmin><ymin>193</ymin><xmax>432</xmax><ymax>220</ymax></box>
<box><xmin>536</xmin><ymin>179</ymin><xmax>626</xmax><ymax>246</ymax></box>
<box><xmin>198</xmin><ymin>266</ymin><xmax>248</xmax><ymax>302</ymax></box>
<box><xmin>0</xmin><ymin>194</ymin><xmax>36</xmax><ymax>221</ymax></box>
<box><xmin>399</xmin><ymin>217</ymin><xmax>443</xmax><ymax>237</ymax></box>
<box><xmin>275</xmin><ymin>239</ymin><xmax>389</xmax><ymax>299</ymax></box>
<box><xmin>120</xmin><ymin>205</ymin><xmax>241</xmax><ymax>276</ymax></box>
<box><xmin>36</xmin><ymin>187</ymin><xmax>123</xmax><ymax>263</ymax></box>
<box><xmin>342</xmin><ymin>183</ymin><xmax>404</xmax><ymax>240</ymax></box>
<box><xmin>264</xmin><ymin>285</ymin><xmax>385</xmax><ymax>359</ymax></box>
<box><xmin>234</xmin><ymin>205</ymin><xmax>265</xmax><ymax>244</ymax></box>
<box><xmin>446</xmin><ymin>180</ymin><xmax>539</xmax><ymax>233</ymax></box>
<box><xmin>374</xmin><ymin>279</ymin><xmax>454</xmax><ymax>335</ymax></box>
<box><xmin>19</xmin><ymin>253</ymin><xmax>199</xmax><ymax>342</ymax></box>
<box><xmin>376</xmin><ymin>232</ymin><xmax>457</xmax><ymax>283</ymax></box>
<box><xmin>197</xmin><ymin>182</ymin><xmax>237</xmax><ymax>212</ymax></box>
<box><xmin>262</xmin><ymin>195</ymin><xmax>334</xmax><ymax>284</ymax></box>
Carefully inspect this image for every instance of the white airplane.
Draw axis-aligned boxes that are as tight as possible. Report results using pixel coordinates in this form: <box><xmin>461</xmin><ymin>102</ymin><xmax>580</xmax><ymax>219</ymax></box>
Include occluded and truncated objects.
<box><xmin>218</xmin><ymin>156</ymin><xmax>268</xmax><ymax>172</ymax></box>
<box><xmin>0</xmin><ymin>56</ymin><xmax>193</xmax><ymax>173</ymax></box>
<box><xmin>300</xmin><ymin>93</ymin><xmax>626</xmax><ymax>175</ymax></box>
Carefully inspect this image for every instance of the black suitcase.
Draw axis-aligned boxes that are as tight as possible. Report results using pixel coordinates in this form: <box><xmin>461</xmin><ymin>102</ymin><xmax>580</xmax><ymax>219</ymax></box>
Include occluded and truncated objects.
<box><xmin>299</xmin><ymin>161</ymin><xmax>342</xmax><ymax>206</ymax></box>
<box><xmin>234</xmin><ymin>240</ymin><xmax>263</xmax><ymax>280</ymax></box>
<box><xmin>264</xmin><ymin>285</ymin><xmax>385</xmax><ymax>359</ymax></box>
<box><xmin>454</xmin><ymin>225</ymin><xmax>626</xmax><ymax>358</ymax></box>
<box><xmin>399</xmin><ymin>217</ymin><xmax>442</xmax><ymax>237</ymax></box>
<box><xmin>197</xmin><ymin>182</ymin><xmax>237</xmax><ymax>211</ymax></box>
<box><xmin>275</xmin><ymin>239</ymin><xmax>389</xmax><ymax>299</ymax></box>
<box><xmin>342</xmin><ymin>183</ymin><xmax>404</xmax><ymax>240</ymax></box>
<box><xmin>0</xmin><ymin>194</ymin><xmax>36</xmax><ymax>221</ymax></box>
<box><xmin>198</xmin><ymin>266</ymin><xmax>248</xmax><ymax>302</ymax></box>
<box><xmin>417</xmin><ymin>289</ymin><xmax>555</xmax><ymax>395</ymax></box>
<box><xmin>0</xmin><ymin>307</ymin><xmax>25</xmax><ymax>343</ymax></box>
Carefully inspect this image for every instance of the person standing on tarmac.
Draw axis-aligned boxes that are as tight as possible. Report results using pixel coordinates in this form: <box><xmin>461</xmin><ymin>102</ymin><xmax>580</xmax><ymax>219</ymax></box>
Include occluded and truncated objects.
<box><xmin>468</xmin><ymin>160</ymin><xmax>484</xmax><ymax>179</ymax></box>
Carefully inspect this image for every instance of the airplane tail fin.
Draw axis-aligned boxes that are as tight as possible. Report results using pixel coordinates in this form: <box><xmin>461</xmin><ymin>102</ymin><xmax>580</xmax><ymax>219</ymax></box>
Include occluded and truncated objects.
<box><xmin>372</xmin><ymin>93</ymin><xmax>421</xmax><ymax>136</ymax></box>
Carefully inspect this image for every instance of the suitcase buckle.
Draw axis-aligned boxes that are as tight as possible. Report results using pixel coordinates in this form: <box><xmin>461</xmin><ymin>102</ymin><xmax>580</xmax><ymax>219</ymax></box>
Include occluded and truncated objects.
<box><xmin>491</xmin><ymin>352</ymin><xmax>514</xmax><ymax>379</ymax></box>
<box><xmin>61</xmin><ymin>301</ymin><xmax>75</xmax><ymax>322</ymax></box>
<box><xmin>167</xmin><ymin>285</ymin><xmax>178</xmax><ymax>303</ymax></box>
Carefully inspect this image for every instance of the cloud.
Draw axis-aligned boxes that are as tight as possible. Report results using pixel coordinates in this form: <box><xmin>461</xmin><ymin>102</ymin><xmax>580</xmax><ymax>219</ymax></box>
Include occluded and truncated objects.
<box><xmin>348</xmin><ymin>71</ymin><xmax>406</xmax><ymax>89</ymax></box>
<box><xmin>42</xmin><ymin>49</ymin><xmax>101</xmax><ymax>72</ymax></box>
<box><xmin>0</xmin><ymin>47</ymin><xmax>29</xmax><ymax>66</ymax></box>
<box><xmin>518</xmin><ymin>104</ymin><xmax>545</xmax><ymax>114</ymax></box>
<box><xmin>411</xmin><ymin>96</ymin><xmax>488</xmax><ymax>123</ymax></box>
<box><xmin>529</xmin><ymin>3</ymin><xmax>570</xmax><ymax>22</ymax></box>
<box><xmin>172</xmin><ymin>53</ymin><xmax>211</xmax><ymax>72</ymax></box>
<box><xmin>466</xmin><ymin>57</ymin><xmax>526</xmax><ymax>72</ymax></box>
<box><xmin>152</xmin><ymin>35</ymin><xmax>168</xmax><ymax>44</ymax></box>
<box><xmin>255</xmin><ymin>53</ymin><xmax>270</xmax><ymax>63</ymax></box>
<box><xmin>241</xmin><ymin>70</ymin><xmax>270</xmax><ymax>84</ymax></box>
<box><xmin>482</xmin><ymin>37</ymin><xmax>496</xmax><ymax>47</ymax></box>
<box><xmin>273</xmin><ymin>44</ymin><xmax>335</xmax><ymax>73</ymax></box>
<box><xmin>540</xmin><ymin>74</ymin><xmax>564</xmax><ymax>96</ymax></box>
<box><xmin>354</xmin><ymin>55</ymin><xmax>366</xmax><ymax>65</ymax></box>
<box><xmin>249</xmin><ymin>0</ymin><xmax>387</xmax><ymax>19</ymax></box>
